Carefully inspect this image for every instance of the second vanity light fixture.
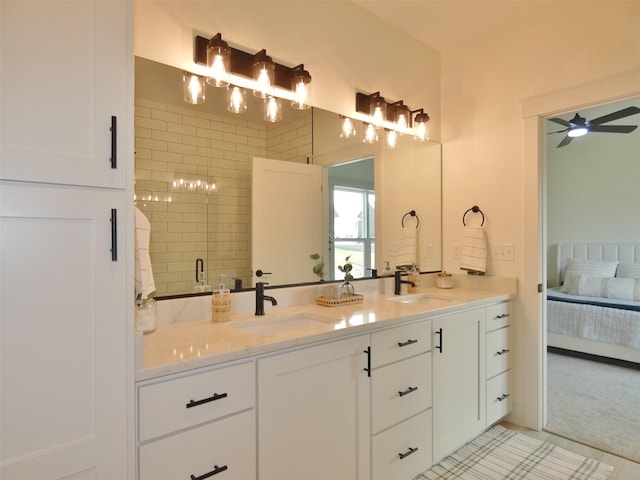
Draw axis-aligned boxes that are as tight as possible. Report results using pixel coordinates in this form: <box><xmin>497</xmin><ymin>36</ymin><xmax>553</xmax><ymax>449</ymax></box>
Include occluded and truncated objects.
<box><xmin>182</xmin><ymin>33</ymin><xmax>312</xmax><ymax>122</ymax></box>
<box><xmin>347</xmin><ymin>92</ymin><xmax>430</xmax><ymax>147</ymax></box>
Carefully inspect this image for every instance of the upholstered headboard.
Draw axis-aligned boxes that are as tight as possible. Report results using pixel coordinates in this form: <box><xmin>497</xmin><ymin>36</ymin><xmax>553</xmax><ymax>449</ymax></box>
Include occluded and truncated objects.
<box><xmin>549</xmin><ymin>243</ymin><xmax>640</xmax><ymax>287</ymax></box>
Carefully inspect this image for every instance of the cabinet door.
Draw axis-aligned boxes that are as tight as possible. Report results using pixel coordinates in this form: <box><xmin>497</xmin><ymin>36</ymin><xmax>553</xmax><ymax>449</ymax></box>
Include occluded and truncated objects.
<box><xmin>432</xmin><ymin>309</ymin><xmax>486</xmax><ymax>461</ymax></box>
<box><xmin>0</xmin><ymin>0</ymin><xmax>130</xmax><ymax>188</ymax></box>
<box><xmin>0</xmin><ymin>182</ymin><xmax>129</xmax><ymax>480</ymax></box>
<box><xmin>258</xmin><ymin>335</ymin><xmax>370</xmax><ymax>480</ymax></box>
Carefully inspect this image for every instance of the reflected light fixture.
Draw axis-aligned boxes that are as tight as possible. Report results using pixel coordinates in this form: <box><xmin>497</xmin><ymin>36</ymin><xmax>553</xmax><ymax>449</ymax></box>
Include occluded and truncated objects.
<box><xmin>252</xmin><ymin>49</ymin><xmax>275</xmax><ymax>98</ymax></box>
<box><xmin>385</xmin><ymin>129</ymin><xmax>398</xmax><ymax>149</ymax></box>
<box><xmin>183</xmin><ymin>72</ymin><xmax>206</xmax><ymax>104</ymax></box>
<box><xmin>412</xmin><ymin>109</ymin><xmax>430</xmax><ymax>141</ymax></box>
<box><xmin>264</xmin><ymin>96</ymin><xmax>282</xmax><ymax>122</ymax></box>
<box><xmin>363</xmin><ymin>122</ymin><xmax>378</xmax><ymax>144</ymax></box>
<box><xmin>339</xmin><ymin>115</ymin><xmax>357</xmax><ymax>138</ymax></box>
<box><xmin>568</xmin><ymin>126</ymin><xmax>588</xmax><ymax>137</ymax></box>
<box><xmin>206</xmin><ymin>33</ymin><xmax>230</xmax><ymax>87</ymax></box>
<box><xmin>227</xmin><ymin>86</ymin><xmax>247</xmax><ymax>113</ymax></box>
<box><xmin>291</xmin><ymin>65</ymin><xmax>312</xmax><ymax>109</ymax></box>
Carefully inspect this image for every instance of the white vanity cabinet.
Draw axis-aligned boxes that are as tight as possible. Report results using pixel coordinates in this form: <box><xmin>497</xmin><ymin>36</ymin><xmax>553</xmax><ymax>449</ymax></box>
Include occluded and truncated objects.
<box><xmin>432</xmin><ymin>307</ymin><xmax>486</xmax><ymax>461</ymax></box>
<box><xmin>485</xmin><ymin>302</ymin><xmax>513</xmax><ymax>425</ymax></box>
<box><xmin>370</xmin><ymin>321</ymin><xmax>433</xmax><ymax>480</ymax></box>
<box><xmin>257</xmin><ymin>335</ymin><xmax>371</xmax><ymax>480</ymax></box>
<box><xmin>137</xmin><ymin>361</ymin><xmax>256</xmax><ymax>480</ymax></box>
<box><xmin>0</xmin><ymin>1</ymin><xmax>132</xmax><ymax>479</ymax></box>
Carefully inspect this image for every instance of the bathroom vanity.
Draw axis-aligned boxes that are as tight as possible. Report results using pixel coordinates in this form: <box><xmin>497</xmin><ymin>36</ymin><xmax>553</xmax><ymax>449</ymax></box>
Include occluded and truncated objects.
<box><xmin>135</xmin><ymin>283</ymin><xmax>514</xmax><ymax>480</ymax></box>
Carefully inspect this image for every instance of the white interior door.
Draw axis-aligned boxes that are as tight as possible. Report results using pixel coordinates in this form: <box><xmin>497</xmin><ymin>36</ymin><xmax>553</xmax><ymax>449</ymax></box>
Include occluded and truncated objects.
<box><xmin>252</xmin><ymin>157</ymin><xmax>323</xmax><ymax>286</ymax></box>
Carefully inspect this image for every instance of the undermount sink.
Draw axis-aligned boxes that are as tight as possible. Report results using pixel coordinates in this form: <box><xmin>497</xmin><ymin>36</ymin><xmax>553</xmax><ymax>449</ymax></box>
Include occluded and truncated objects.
<box><xmin>387</xmin><ymin>292</ymin><xmax>455</xmax><ymax>307</ymax></box>
<box><xmin>230</xmin><ymin>312</ymin><xmax>335</xmax><ymax>336</ymax></box>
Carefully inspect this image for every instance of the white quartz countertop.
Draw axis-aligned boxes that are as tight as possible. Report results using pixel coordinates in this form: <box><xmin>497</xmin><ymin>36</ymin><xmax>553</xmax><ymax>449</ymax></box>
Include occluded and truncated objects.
<box><xmin>137</xmin><ymin>286</ymin><xmax>512</xmax><ymax>381</ymax></box>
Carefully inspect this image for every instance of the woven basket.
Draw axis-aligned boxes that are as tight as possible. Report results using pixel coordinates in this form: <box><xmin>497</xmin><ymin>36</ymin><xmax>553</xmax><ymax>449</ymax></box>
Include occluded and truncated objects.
<box><xmin>315</xmin><ymin>294</ymin><xmax>364</xmax><ymax>307</ymax></box>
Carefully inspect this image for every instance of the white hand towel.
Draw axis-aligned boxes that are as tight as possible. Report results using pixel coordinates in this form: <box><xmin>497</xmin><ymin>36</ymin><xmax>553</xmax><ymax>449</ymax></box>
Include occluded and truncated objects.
<box><xmin>135</xmin><ymin>207</ymin><xmax>156</xmax><ymax>299</ymax></box>
<box><xmin>397</xmin><ymin>226</ymin><xmax>418</xmax><ymax>268</ymax></box>
<box><xmin>460</xmin><ymin>226</ymin><xmax>487</xmax><ymax>274</ymax></box>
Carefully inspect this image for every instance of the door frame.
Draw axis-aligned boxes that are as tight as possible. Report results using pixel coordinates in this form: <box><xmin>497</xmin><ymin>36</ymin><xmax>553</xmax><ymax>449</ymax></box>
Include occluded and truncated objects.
<box><xmin>521</xmin><ymin>69</ymin><xmax>640</xmax><ymax>430</ymax></box>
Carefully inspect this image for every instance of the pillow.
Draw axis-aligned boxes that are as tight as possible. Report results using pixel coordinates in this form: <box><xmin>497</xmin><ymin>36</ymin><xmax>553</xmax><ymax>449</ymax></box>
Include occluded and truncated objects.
<box><xmin>560</xmin><ymin>258</ymin><xmax>619</xmax><ymax>293</ymax></box>
<box><xmin>564</xmin><ymin>274</ymin><xmax>640</xmax><ymax>301</ymax></box>
<box><xmin>616</xmin><ymin>262</ymin><xmax>640</xmax><ymax>279</ymax></box>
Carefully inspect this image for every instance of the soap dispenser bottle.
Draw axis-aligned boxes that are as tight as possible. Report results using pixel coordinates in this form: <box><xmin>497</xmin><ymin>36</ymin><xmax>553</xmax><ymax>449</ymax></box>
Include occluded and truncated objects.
<box><xmin>211</xmin><ymin>275</ymin><xmax>231</xmax><ymax>322</ymax></box>
<box><xmin>408</xmin><ymin>263</ymin><xmax>420</xmax><ymax>293</ymax></box>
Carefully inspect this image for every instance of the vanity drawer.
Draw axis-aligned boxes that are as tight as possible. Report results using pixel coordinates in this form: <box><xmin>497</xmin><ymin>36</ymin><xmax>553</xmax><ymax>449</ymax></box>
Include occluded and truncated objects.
<box><xmin>486</xmin><ymin>302</ymin><xmax>511</xmax><ymax>332</ymax></box>
<box><xmin>370</xmin><ymin>320</ymin><xmax>431</xmax><ymax>368</ymax></box>
<box><xmin>486</xmin><ymin>326</ymin><xmax>512</xmax><ymax>378</ymax></box>
<box><xmin>138</xmin><ymin>361</ymin><xmax>255</xmax><ymax>442</ymax></box>
<box><xmin>486</xmin><ymin>370</ymin><xmax>512</xmax><ymax>425</ymax></box>
<box><xmin>372</xmin><ymin>409</ymin><xmax>433</xmax><ymax>480</ymax></box>
<box><xmin>372</xmin><ymin>353</ymin><xmax>431</xmax><ymax>434</ymax></box>
<box><xmin>139</xmin><ymin>409</ymin><xmax>255</xmax><ymax>480</ymax></box>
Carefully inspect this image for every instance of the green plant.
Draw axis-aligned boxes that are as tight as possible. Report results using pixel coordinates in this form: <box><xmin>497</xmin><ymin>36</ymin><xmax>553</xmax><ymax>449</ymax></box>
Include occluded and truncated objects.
<box><xmin>337</xmin><ymin>255</ymin><xmax>353</xmax><ymax>283</ymax></box>
<box><xmin>309</xmin><ymin>253</ymin><xmax>325</xmax><ymax>281</ymax></box>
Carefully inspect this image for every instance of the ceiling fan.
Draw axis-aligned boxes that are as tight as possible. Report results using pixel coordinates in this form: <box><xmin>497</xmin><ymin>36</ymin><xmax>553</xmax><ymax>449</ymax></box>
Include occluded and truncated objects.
<box><xmin>547</xmin><ymin>105</ymin><xmax>640</xmax><ymax>148</ymax></box>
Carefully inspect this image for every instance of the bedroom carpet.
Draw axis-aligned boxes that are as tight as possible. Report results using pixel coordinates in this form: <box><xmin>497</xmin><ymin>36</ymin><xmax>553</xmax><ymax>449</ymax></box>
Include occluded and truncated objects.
<box><xmin>417</xmin><ymin>424</ymin><xmax>612</xmax><ymax>479</ymax></box>
<box><xmin>546</xmin><ymin>352</ymin><xmax>640</xmax><ymax>464</ymax></box>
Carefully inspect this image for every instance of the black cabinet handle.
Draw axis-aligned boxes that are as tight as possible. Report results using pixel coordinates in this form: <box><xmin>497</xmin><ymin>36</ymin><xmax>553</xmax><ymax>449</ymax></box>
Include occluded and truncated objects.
<box><xmin>398</xmin><ymin>339</ymin><xmax>418</xmax><ymax>348</ymax></box>
<box><xmin>497</xmin><ymin>393</ymin><xmax>510</xmax><ymax>402</ymax></box>
<box><xmin>110</xmin><ymin>209</ymin><xmax>117</xmax><ymax>261</ymax></box>
<box><xmin>398</xmin><ymin>447</ymin><xmax>418</xmax><ymax>460</ymax></box>
<box><xmin>190</xmin><ymin>464</ymin><xmax>228</xmax><ymax>480</ymax></box>
<box><xmin>186</xmin><ymin>392</ymin><xmax>228</xmax><ymax>409</ymax></box>
<box><xmin>110</xmin><ymin>116</ymin><xmax>117</xmax><ymax>169</ymax></box>
<box><xmin>495</xmin><ymin>313</ymin><xmax>510</xmax><ymax>319</ymax></box>
<box><xmin>496</xmin><ymin>348</ymin><xmax>511</xmax><ymax>356</ymax></box>
<box><xmin>435</xmin><ymin>328</ymin><xmax>443</xmax><ymax>353</ymax></box>
<box><xmin>363</xmin><ymin>347</ymin><xmax>371</xmax><ymax>377</ymax></box>
<box><xmin>398</xmin><ymin>386</ymin><xmax>418</xmax><ymax>397</ymax></box>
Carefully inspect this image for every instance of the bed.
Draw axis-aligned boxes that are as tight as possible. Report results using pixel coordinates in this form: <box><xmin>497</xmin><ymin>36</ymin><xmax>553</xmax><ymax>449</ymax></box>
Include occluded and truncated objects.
<box><xmin>547</xmin><ymin>243</ymin><xmax>640</xmax><ymax>364</ymax></box>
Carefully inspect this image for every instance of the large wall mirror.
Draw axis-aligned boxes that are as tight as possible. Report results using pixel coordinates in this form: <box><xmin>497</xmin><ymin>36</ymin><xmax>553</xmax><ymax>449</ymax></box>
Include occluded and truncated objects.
<box><xmin>135</xmin><ymin>57</ymin><xmax>442</xmax><ymax>298</ymax></box>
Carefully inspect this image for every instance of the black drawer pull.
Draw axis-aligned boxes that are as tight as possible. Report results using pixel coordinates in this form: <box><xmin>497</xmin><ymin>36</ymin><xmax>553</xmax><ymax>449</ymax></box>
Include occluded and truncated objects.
<box><xmin>190</xmin><ymin>464</ymin><xmax>228</xmax><ymax>480</ymax></box>
<box><xmin>495</xmin><ymin>313</ymin><xmax>510</xmax><ymax>319</ymax></box>
<box><xmin>497</xmin><ymin>393</ymin><xmax>510</xmax><ymax>402</ymax></box>
<box><xmin>110</xmin><ymin>115</ymin><xmax>117</xmax><ymax>169</ymax></box>
<box><xmin>363</xmin><ymin>347</ymin><xmax>371</xmax><ymax>377</ymax></box>
<box><xmin>398</xmin><ymin>386</ymin><xmax>418</xmax><ymax>397</ymax></box>
<box><xmin>435</xmin><ymin>328</ymin><xmax>443</xmax><ymax>353</ymax></box>
<box><xmin>110</xmin><ymin>208</ymin><xmax>118</xmax><ymax>261</ymax></box>
<box><xmin>398</xmin><ymin>339</ymin><xmax>418</xmax><ymax>348</ymax></box>
<box><xmin>399</xmin><ymin>447</ymin><xmax>418</xmax><ymax>460</ymax></box>
<box><xmin>186</xmin><ymin>392</ymin><xmax>228</xmax><ymax>408</ymax></box>
<box><xmin>496</xmin><ymin>348</ymin><xmax>511</xmax><ymax>356</ymax></box>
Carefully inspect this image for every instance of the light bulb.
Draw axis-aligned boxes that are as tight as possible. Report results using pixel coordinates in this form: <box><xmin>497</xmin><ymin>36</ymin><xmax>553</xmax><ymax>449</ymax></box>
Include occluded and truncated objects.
<box><xmin>227</xmin><ymin>86</ymin><xmax>247</xmax><ymax>114</ymax></box>
<box><xmin>363</xmin><ymin>123</ymin><xmax>378</xmax><ymax>144</ymax></box>
<box><xmin>340</xmin><ymin>116</ymin><xmax>357</xmax><ymax>138</ymax></box>
<box><xmin>386</xmin><ymin>129</ymin><xmax>398</xmax><ymax>149</ymax></box>
<box><xmin>183</xmin><ymin>72</ymin><xmax>205</xmax><ymax>104</ymax></box>
<box><xmin>264</xmin><ymin>96</ymin><xmax>282</xmax><ymax>123</ymax></box>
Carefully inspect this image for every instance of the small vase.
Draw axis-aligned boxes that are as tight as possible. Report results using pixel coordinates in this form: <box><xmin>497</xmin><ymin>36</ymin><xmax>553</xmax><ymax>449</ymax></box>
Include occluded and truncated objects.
<box><xmin>339</xmin><ymin>281</ymin><xmax>355</xmax><ymax>298</ymax></box>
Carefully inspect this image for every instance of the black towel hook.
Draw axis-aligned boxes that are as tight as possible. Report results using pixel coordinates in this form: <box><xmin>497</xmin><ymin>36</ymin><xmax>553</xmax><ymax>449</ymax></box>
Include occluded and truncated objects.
<box><xmin>401</xmin><ymin>210</ymin><xmax>420</xmax><ymax>229</ymax></box>
<box><xmin>462</xmin><ymin>205</ymin><xmax>485</xmax><ymax>226</ymax></box>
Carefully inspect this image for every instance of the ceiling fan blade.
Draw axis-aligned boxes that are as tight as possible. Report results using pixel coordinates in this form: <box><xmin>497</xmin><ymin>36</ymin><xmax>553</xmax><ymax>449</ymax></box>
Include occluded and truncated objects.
<box><xmin>556</xmin><ymin>135</ymin><xmax>573</xmax><ymax>148</ymax></box>
<box><xmin>547</xmin><ymin>128</ymin><xmax>569</xmax><ymax>135</ymax></box>
<box><xmin>589</xmin><ymin>106</ymin><xmax>640</xmax><ymax>126</ymax></box>
<box><xmin>589</xmin><ymin>125</ymin><xmax>637</xmax><ymax>134</ymax></box>
<box><xmin>548</xmin><ymin>117</ymin><xmax>571</xmax><ymax>127</ymax></box>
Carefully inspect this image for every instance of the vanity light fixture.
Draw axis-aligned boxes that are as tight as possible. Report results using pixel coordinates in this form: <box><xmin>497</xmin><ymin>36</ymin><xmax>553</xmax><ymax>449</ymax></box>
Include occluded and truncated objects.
<box><xmin>252</xmin><ymin>49</ymin><xmax>275</xmax><ymax>98</ymax></box>
<box><xmin>363</xmin><ymin>122</ymin><xmax>379</xmax><ymax>144</ymax></box>
<box><xmin>264</xmin><ymin>96</ymin><xmax>282</xmax><ymax>122</ymax></box>
<box><xmin>385</xmin><ymin>129</ymin><xmax>398</xmax><ymax>149</ymax></box>
<box><xmin>412</xmin><ymin>109</ymin><xmax>430</xmax><ymax>142</ymax></box>
<box><xmin>370</xmin><ymin>95</ymin><xmax>387</xmax><ymax>128</ymax></box>
<box><xmin>392</xmin><ymin>102</ymin><xmax>411</xmax><ymax>132</ymax></box>
<box><xmin>339</xmin><ymin>115</ymin><xmax>357</xmax><ymax>138</ymax></box>
<box><xmin>291</xmin><ymin>65</ymin><xmax>311</xmax><ymax>109</ymax></box>
<box><xmin>206</xmin><ymin>33</ymin><xmax>231</xmax><ymax>87</ymax></box>
<box><xmin>183</xmin><ymin>72</ymin><xmax>206</xmax><ymax>104</ymax></box>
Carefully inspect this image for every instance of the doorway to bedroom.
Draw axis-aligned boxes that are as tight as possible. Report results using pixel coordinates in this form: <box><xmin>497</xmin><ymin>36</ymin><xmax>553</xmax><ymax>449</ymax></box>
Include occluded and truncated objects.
<box><xmin>543</xmin><ymin>96</ymin><xmax>640</xmax><ymax>462</ymax></box>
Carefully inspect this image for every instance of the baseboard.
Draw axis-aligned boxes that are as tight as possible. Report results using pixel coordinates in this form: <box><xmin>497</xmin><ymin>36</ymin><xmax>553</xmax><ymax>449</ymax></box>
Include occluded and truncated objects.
<box><xmin>547</xmin><ymin>346</ymin><xmax>640</xmax><ymax>370</ymax></box>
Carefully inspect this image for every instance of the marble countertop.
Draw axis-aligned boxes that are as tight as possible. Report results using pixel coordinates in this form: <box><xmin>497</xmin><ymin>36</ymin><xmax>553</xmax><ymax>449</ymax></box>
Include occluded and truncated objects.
<box><xmin>137</xmin><ymin>286</ymin><xmax>512</xmax><ymax>382</ymax></box>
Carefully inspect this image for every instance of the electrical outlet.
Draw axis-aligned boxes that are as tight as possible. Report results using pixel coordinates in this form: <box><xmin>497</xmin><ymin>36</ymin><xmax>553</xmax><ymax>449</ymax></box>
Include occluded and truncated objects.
<box><xmin>453</xmin><ymin>243</ymin><xmax>461</xmax><ymax>259</ymax></box>
<box><xmin>492</xmin><ymin>243</ymin><xmax>514</xmax><ymax>261</ymax></box>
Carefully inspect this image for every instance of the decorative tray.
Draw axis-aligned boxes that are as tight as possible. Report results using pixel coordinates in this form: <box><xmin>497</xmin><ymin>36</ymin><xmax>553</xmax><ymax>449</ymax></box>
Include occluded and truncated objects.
<box><xmin>315</xmin><ymin>294</ymin><xmax>364</xmax><ymax>307</ymax></box>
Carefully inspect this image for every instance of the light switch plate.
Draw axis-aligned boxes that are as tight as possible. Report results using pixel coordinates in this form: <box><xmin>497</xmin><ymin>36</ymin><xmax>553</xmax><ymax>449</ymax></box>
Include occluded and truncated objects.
<box><xmin>492</xmin><ymin>243</ymin><xmax>514</xmax><ymax>261</ymax></box>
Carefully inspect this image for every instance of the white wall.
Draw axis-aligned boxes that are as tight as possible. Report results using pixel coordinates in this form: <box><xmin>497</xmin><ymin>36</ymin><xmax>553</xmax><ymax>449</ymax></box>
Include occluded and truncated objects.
<box><xmin>440</xmin><ymin>2</ymin><xmax>640</xmax><ymax>428</ymax></box>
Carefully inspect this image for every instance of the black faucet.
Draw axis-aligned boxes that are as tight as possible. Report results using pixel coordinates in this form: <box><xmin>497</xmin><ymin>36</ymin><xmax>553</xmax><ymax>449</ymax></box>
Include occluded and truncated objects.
<box><xmin>394</xmin><ymin>270</ymin><xmax>416</xmax><ymax>295</ymax></box>
<box><xmin>255</xmin><ymin>282</ymin><xmax>278</xmax><ymax>315</ymax></box>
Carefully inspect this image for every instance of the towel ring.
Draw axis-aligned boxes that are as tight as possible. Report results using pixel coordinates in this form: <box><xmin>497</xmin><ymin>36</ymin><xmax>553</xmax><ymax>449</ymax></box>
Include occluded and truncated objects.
<box><xmin>462</xmin><ymin>205</ymin><xmax>485</xmax><ymax>226</ymax></box>
<box><xmin>401</xmin><ymin>210</ymin><xmax>420</xmax><ymax>229</ymax></box>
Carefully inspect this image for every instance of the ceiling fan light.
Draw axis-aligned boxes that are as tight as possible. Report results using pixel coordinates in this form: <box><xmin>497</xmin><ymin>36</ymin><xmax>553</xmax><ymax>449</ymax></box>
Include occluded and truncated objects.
<box><xmin>568</xmin><ymin>127</ymin><xmax>588</xmax><ymax>138</ymax></box>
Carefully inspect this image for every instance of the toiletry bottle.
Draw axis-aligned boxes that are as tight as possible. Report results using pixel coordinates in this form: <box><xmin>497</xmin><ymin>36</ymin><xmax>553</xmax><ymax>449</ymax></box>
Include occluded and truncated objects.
<box><xmin>212</xmin><ymin>275</ymin><xmax>232</xmax><ymax>322</ymax></box>
<box><xmin>408</xmin><ymin>264</ymin><xmax>420</xmax><ymax>293</ymax></box>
